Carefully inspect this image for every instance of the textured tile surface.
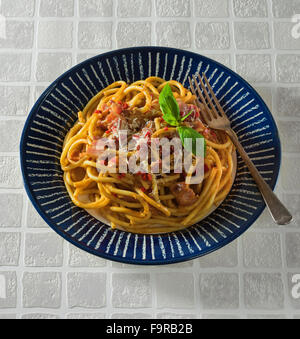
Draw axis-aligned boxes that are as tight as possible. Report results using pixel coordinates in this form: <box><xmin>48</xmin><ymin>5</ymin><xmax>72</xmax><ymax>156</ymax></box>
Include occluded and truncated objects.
<box><xmin>117</xmin><ymin>22</ymin><xmax>152</xmax><ymax>48</ymax></box>
<box><xmin>0</xmin><ymin>272</ymin><xmax>17</xmax><ymax>308</ymax></box>
<box><xmin>156</xmin><ymin>0</ymin><xmax>191</xmax><ymax>17</ymax></box>
<box><xmin>1</xmin><ymin>0</ymin><xmax>35</xmax><ymax>17</ymax></box>
<box><xmin>24</xmin><ymin>233</ymin><xmax>64</xmax><ymax>267</ymax></box>
<box><xmin>0</xmin><ymin>232</ymin><xmax>21</xmax><ymax>266</ymax></box>
<box><xmin>0</xmin><ymin>54</ymin><xmax>31</xmax><ymax>82</ymax></box>
<box><xmin>22</xmin><ymin>272</ymin><xmax>62</xmax><ymax>308</ymax></box>
<box><xmin>112</xmin><ymin>273</ymin><xmax>152</xmax><ymax>308</ymax></box>
<box><xmin>39</xmin><ymin>0</ymin><xmax>74</xmax><ymax>17</ymax></box>
<box><xmin>0</xmin><ymin>121</ymin><xmax>25</xmax><ymax>152</ymax></box>
<box><xmin>244</xmin><ymin>273</ymin><xmax>284</xmax><ymax>310</ymax></box>
<box><xmin>156</xmin><ymin>272</ymin><xmax>195</xmax><ymax>308</ymax></box>
<box><xmin>272</xmin><ymin>0</ymin><xmax>300</xmax><ymax>18</ymax></box>
<box><xmin>36</xmin><ymin>53</ymin><xmax>72</xmax><ymax>82</ymax></box>
<box><xmin>195</xmin><ymin>0</ymin><xmax>229</xmax><ymax>17</ymax></box>
<box><xmin>198</xmin><ymin>273</ymin><xmax>239</xmax><ymax>309</ymax></box>
<box><xmin>78</xmin><ymin>22</ymin><xmax>112</xmax><ymax>49</ymax></box>
<box><xmin>67</xmin><ymin>272</ymin><xmax>106</xmax><ymax>308</ymax></box>
<box><xmin>0</xmin><ymin>21</ymin><xmax>34</xmax><ymax>49</ymax></box>
<box><xmin>156</xmin><ymin>22</ymin><xmax>191</xmax><ymax>48</ymax></box>
<box><xmin>276</xmin><ymin>55</ymin><xmax>300</xmax><ymax>83</ymax></box>
<box><xmin>196</xmin><ymin>22</ymin><xmax>230</xmax><ymax>50</ymax></box>
<box><xmin>0</xmin><ymin>87</ymin><xmax>30</xmax><ymax>116</ymax></box>
<box><xmin>234</xmin><ymin>22</ymin><xmax>270</xmax><ymax>49</ymax></box>
<box><xmin>0</xmin><ymin>157</ymin><xmax>22</xmax><ymax>188</ymax></box>
<box><xmin>242</xmin><ymin>232</ymin><xmax>282</xmax><ymax>268</ymax></box>
<box><xmin>198</xmin><ymin>240</ymin><xmax>238</xmax><ymax>267</ymax></box>
<box><xmin>38</xmin><ymin>21</ymin><xmax>73</xmax><ymax>49</ymax></box>
<box><xmin>68</xmin><ymin>244</ymin><xmax>107</xmax><ymax>267</ymax></box>
<box><xmin>236</xmin><ymin>54</ymin><xmax>272</xmax><ymax>83</ymax></box>
<box><xmin>0</xmin><ymin>194</ymin><xmax>23</xmax><ymax>227</ymax></box>
<box><xmin>233</xmin><ymin>0</ymin><xmax>268</xmax><ymax>17</ymax></box>
<box><xmin>79</xmin><ymin>0</ymin><xmax>113</xmax><ymax>17</ymax></box>
<box><xmin>0</xmin><ymin>0</ymin><xmax>299</xmax><ymax>320</ymax></box>
<box><xmin>118</xmin><ymin>0</ymin><xmax>151</xmax><ymax>18</ymax></box>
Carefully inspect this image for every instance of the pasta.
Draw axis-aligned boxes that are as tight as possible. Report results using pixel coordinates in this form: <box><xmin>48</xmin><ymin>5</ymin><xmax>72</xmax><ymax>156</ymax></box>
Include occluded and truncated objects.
<box><xmin>60</xmin><ymin>77</ymin><xmax>235</xmax><ymax>234</ymax></box>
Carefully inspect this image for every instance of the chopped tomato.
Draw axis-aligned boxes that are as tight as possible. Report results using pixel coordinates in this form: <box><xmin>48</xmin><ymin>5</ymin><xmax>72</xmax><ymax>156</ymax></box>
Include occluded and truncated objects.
<box><xmin>111</xmin><ymin>102</ymin><xmax>123</xmax><ymax>115</ymax></box>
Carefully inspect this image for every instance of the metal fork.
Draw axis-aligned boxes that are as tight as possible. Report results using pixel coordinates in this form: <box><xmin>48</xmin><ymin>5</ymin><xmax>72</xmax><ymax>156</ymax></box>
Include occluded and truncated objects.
<box><xmin>189</xmin><ymin>74</ymin><xmax>292</xmax><ymax>226</ymax></box>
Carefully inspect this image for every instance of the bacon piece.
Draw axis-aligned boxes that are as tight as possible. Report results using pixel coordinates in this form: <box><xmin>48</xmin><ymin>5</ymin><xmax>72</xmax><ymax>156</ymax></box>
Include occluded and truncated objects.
<box><xmin>86</xmin><ymin>139</ymin><xmax>108</xmax><ymax>157</ymax></box>
<box><xmin>97</xmin><ymin>101</ymin><xmax>125</xmax><ymax>130</ymax></box>
<box><xmin>170</xmin><ymin>182</ymin><xmax>198</xmax><ymax>206</ymax></box>
<box><xmin>191</xmin><ymin>119</ymin><xmax>206</xmax><ymax>132</ymax></box>
<box><xmin>202</xmin><ymin>128</ymin><xmax>218</xmax><ymax>143</ymax></box>
<box><xmin>177</xmin><ymin>100</ymin><xmax>201</xmax><ymax>122</ymax></box>
<box><xmin>86</xmin><ymin>147</ymin><xmax>100</xmax><ymax>158</ymax></box>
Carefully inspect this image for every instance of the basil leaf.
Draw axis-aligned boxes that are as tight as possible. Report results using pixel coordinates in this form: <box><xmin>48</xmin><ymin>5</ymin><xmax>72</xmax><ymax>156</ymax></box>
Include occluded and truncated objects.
<box><xmin>159</xmin><ymin>84</ymin><xmax>180</xmax><ymax>126</ymax></box>
<box><xmin>181</xmin><ymin>110</ymin><xmax>194</xmax><ymax>122</ymax></box>
<box><xmin>177</xmin><ymin>126</ymin><xmax>206</xmax><ymax>157</ymax></box>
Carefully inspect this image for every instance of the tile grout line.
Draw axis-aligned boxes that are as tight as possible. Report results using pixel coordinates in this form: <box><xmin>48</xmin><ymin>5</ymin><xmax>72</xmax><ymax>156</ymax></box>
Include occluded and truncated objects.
<box><xmin>28</xmin><ymin>0</ymin><xmax>39</xmax><ymax>112</ymax></box>
<box><xmin>267</xmin><ymin>0</ymin><xmax>277</xmax><ymax>105</ymax></box>
<box><xmin>106</xmin><ymin>0</ymin><xmax>118</xmax><ymax>319</ymax></box>
<box><xmin>191</xmin><ymin>0</ymin><xmax>201</xmax><ymax>318</ymax></box>
<box><xmin>1</xmin><ymin>47</ymin><xmax>300</xmax><ymax>53</ymax></box>
<box><xmin>2</xmin><ymin>16</ymin><xmax>299</xmax><ymax>23</ymax></box>
<box><xmin>190</xmin><ymin>0</ymin><xmax>196</xmax><ymax>60</ymax></box>
<box><xmin>111</xmin><ymin>0</ymin><xmax>117</xmax><ymax>50</ymax></box>
<box><xmin>58</xmin><ymin>0</ymin><xmax>80</xmax><ymax>319</ymax></box>
<box><xmin>150</xmin><ymin>0</ymin><xmax>156</xmax><ymax>46</ymax></box>
<box><xmin>228</xmin><ymin>0</ymin><xmax>245</xmax><ymax>316</ymax></box>
<box><xmin>17</xmin><ymin>0</ymin><xmax>40</xmax><ymax>318</ymax></box>
<box><xmin>150</xmin><ymin>0</ymin><xmax>157</xmax><ymax>320</ymax></box>
<box><xmin>266</xmin><ymin>0</ymin><xmax>293</xmax><ymax>320</ymax></box>
<box><xmin>16</xmin><ymin>194</ymin><xmax>28</xmax><ymax>318</ymax></box>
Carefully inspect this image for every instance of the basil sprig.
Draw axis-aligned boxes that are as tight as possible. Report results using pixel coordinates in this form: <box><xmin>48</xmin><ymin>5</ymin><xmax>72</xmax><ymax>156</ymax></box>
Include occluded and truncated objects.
<box><xmin>177</xmin><ymin>126</ymin><xmax>205</xmax><ymax>157</ymax></box>
<box><xmin>159</xmin><ymin>83</ymin><xmax>181</xmax><ymax>126</ymax></box>
<box><xmin>159</xmin><ymin>84</ymin><xmax>206</xmax><ymax>156</ymax></box>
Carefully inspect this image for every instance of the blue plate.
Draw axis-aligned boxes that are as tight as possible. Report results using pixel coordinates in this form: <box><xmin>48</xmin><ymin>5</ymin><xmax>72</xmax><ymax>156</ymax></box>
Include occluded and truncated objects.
<box><xmin>20</xmin><ymin>47</ymin><xmax>281</xmax><ymax>265</ymax></box>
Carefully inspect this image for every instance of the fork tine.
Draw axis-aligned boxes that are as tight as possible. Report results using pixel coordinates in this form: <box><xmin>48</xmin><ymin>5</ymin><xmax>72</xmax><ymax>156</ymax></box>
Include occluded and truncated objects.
<box><xmin>197</xmin><ymin>74</ymin><xmax>220</xmax><ymax>119</ymax></box>
<box><xmin>188</xmin><ymin>77</ymin><xmax>202</xmax><ymax>108</ymax></box>
<box><xmin>191</xmin><ymin>75</ymin><xmax>213</xmax><ymax>123</ymax></box>
<box><xmin>188</xmin><ymin>77</ymin><xmax>210</xmax><ymax>124</ymax></box>
<box><xmin>202</xmin><ymin>73</ymin><xmax>227</xmax><ymax>119</ymax></box>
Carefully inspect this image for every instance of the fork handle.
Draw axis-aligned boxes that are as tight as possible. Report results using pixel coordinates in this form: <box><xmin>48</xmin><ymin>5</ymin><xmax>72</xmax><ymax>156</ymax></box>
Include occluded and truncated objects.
<box><xmin>226</xmin><ymin>129</ymin><xmax>293</xmax><ymax>225</ymax></box>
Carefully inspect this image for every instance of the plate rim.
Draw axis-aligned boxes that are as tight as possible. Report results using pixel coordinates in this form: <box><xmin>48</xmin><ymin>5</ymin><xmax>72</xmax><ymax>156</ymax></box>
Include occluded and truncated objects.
<box><xmin>20</xmin><ymin>46</ymin><xmax>282</xmax><ymax>265</ymax></box>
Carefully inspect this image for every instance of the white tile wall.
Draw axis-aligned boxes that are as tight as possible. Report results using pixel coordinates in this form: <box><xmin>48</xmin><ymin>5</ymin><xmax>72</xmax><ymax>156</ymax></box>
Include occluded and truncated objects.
<box><xmin>0</xmin><ymin>0</ymin><xmax>299</xmax><ymax>319</ymax></box>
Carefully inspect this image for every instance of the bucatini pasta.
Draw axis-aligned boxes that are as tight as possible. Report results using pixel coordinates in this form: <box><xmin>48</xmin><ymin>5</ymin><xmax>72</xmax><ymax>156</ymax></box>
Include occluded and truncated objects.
<box><xmin>60</xmin><ymin>77</ymin><xmax>235</xmax><ymax>234</ymax></box>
